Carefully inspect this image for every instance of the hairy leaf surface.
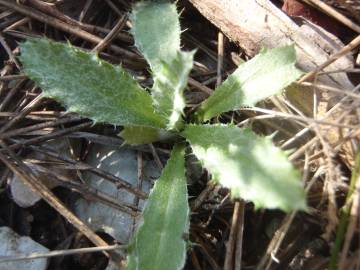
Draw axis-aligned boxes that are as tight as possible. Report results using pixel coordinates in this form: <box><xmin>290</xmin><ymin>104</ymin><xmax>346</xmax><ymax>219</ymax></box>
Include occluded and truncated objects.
<box><xmin>196</xmin><ymin>45</ymin><xmax>303</xmax><ymax>121</ymax></box>
<box><xmin>183</xmin><ymin>124</ymin><xmax>306</xmax><ymax>211</ymax></box>
<box><xmin>20</xmin><ymin>39</ymin><xmax>166</xmax><ymax>128</ymax></box>
<box><xmin>126</xmin><ymin>144</ymin><xmax>189</xmax><ymax>270</ymax></box>
<box><xmin>152</xmin><ymin>51</ymin><xmax>194</xmax><ymax>130</ymax></box>
<box><xmin>132</xmin><ymin>2</ymin><xmax>193</xmax><ymax>130</ymax></box>
<box><xmin>131</xmin><ymin>1</ymin><xmax>180</xmax><ymax>72</ymax></box>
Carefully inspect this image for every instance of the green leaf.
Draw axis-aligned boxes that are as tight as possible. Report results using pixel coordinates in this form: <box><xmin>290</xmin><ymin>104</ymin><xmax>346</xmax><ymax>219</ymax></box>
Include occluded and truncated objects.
<box><xmin>119</xmin><ymin>126</ymin><xmax>175</xmax><ymax>145</ymax></box>
<box><xmin>132</xmin><ymin>2</ymin><xmax>193</xmax><ymax>130</ymax></box>
<box><xmin>195</xmin><ymin>45</ymin><xmax>304</xmax><ymax>121</ymax></box>
<box><xmin>126</xmin><ymin>144</ymin><xmax>189</xmax><ymax>270</ymax></box>
<box><xmin>19</xmin><ymin>39</ymin><xmax>166</xmax><ymax>128</ymax></box>
<box><xmin>152</xmin><ymin>51</ymin><xmax>194</xmax><ymax>130</ymax></box>
<box><xmin>182</xmin><ymin>124</ymin><xmax>306</xmax><ymax>211</ymax></box>
<box><xmin>131</xmin><ymin>1</ymin><xmax>180</xmax><ymax>73</ymax></box>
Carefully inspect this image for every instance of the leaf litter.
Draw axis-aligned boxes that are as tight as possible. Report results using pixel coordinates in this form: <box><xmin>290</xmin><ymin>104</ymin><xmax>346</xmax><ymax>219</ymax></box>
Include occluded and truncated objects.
<box><xmin>0</xmin><ymin>0</ymin><xmax>359</xmax><ymax>269</ymax></box>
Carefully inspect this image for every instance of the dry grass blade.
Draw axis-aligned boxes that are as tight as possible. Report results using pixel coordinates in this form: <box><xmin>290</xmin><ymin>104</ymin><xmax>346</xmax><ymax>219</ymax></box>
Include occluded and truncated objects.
<box><xmin>329</xmin><ymin>150</ymin><xmax>360</xmax><ymax>269</ymax></box>
<box><xmin>31</xmin><ymin>162</ymin><xmax>140</xmax><ymax>215</ymax></box>
<box><xmin>0</xmin><ymin>33</ymin><xmax>20</xmax><ymax>69</ymax></box>
<box><xmin>224</xmin><ymin>201</ymin><xmax>241</xmax><ymax>270</ymax></box>
<box><xmin>0</xmin><ymin>94</ymin><xmax>43</xmax><ymax>133</ymax></box>
<box><xmin>240</xmin><ymin>107</ymin><xmax>358</xmax><ymax>129</ymax></box>
<box><xmin>234</xmin><ymin>200</ymin><xmax>245</xmax><ymax>270</ymax></box>
<box><xmin>0</xmin><ymin>244</ymin><xmax>123</xmax><ymax>263</ymax></box>
<box><xmin>257</xmin><ymin>156</ymin><xmax>324</xmax><ymax>270</ymax></box>
<box><xmin>5</xmin><ymin>121</ymin><xmax>93</xmax><ymax>151</ymax></box>
<box><xmin>299</xmin><ymin>33</ymin><xmax>360</xmax><ymax>83</ymax></box>
<box><xmin>0</xmin><ymin>0</ymin><xmax>139</xmax><ymax>60</ymax></box>
<box><xmin>0</xmin><ymin>115</ymin><xmax>84</xmax><ymax>139</ymax></box>
<box><xmin>304</xmin><ymin>0</ymin><xmax>360</xmax><ymax>33</ymax></box>
<box><xmin>0</xmin><ymin>74</ymin><xmax>27</xmax><ymax>81</ymax></box>
<box><xmin>92</xmin><ymin>14</ymin><xmax>127</xmax><ymax>53</ymax></box>
<box><xmin>338</xmin><ymin>183</ymin><xmax>360</xmax><ymax>269</ymax></box>
<box><xmin>216</xmin><ymin>32</ymin><xmax>224</xmax><ymax>87</ymax></box>
<box><xmin>0</xmin><ymin>79</ymin><xmax>27</xmax><ymax>112</ymax></box>
<box><xmin>284</xmin><ymin>83</ymin><xmax>360</xmax><ymax>164</ymax></box>
<box><xmin>1</xmin><ymin>0</ymin><xmax>360</xmax><ymax>268</ymax></box>
<box><xmin>29</xmin><ymin>144</ymin><xmax>147</xmax><ymax>199</ymax></box>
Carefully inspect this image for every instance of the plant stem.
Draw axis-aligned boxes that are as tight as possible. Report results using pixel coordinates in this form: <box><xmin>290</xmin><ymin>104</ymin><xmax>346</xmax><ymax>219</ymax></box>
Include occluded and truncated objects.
<box><xmin>329</xmin><ymin>149</ymin><xmax>360</xmax><ymax>269</ymax></box>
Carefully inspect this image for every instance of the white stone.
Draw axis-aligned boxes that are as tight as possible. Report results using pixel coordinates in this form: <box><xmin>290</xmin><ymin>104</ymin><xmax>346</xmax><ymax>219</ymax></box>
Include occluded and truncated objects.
<box><xmin>10</xmin><ymin>139</ymin><xmax>77</xmax><ymax>208</ymax></box>
<box><xmin>0</xmin><ymin>226</ymin><xmax>49</xmax><ymax>270</ymax></box>
<box><xmin>74</xmin><ymin>144</ymin><xmax>160</xmax><ymax>243</ymax></box>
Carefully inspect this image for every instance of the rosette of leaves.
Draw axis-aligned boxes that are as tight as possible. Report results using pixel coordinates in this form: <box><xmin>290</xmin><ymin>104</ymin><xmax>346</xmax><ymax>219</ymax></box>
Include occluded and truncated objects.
<box><xmin>19</xmin><ymin>1</ymin><xmax>306</xmax><ymax>269</ymax></box>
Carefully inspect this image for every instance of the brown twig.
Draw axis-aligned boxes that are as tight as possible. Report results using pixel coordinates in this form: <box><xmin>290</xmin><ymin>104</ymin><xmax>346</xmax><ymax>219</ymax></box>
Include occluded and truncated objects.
<box><xmin>5</xmin><ymin>121</ymin><xmax>93</xmax><ymax>151</ymax></box>
<box><xmin>191</xmin><ymin>181</ymin><xmax>216</xmax><ymax>211</ymax></box>
<box><xmin>0</xmin><ymin>115</ymin><xmax>84</xmax><ymax>139</ymax></box>
<box><xmin>224</xmin><ymin>200</ymin><xmax>242</xmax><ymax>270</ymax></box>
<box><xmin>0</xmin><ymin>93</ymin><xmax>42</xmax><ymax>133</ymax></box>
<box><xmin>234</xmin><ymin>200</ymin><xmax>245</xmax><ymax>270</ymax></box>
<box><xmin>0</xmin><ymin>74</ymin><xmax>27</xmax><ymax>81</ymax></box>
<box><xmin>0</xmin><ymin>141</ymin><xmax>123</xmax><ymax>266</ymax></box>
<box><xmin>29</xmin><ymin>144</ymin><xmax>147</xmax><ymax>199</ymax></box>
<box><xmin>79</xmin><ymin>0</ymin><xmax>94</xmax><ymax>22</ymax></box>
<box><xmin>104</xmin><ymin>0</ymin><xmax>123</xmax><ymax>17</ymax></box>
<box><xmin>149</xmin><ymin>143</ymin><xmax>163</xmax><ymax>170</ymax></box>
<box><xmin>303</xmin><ymin>0</ymin><xmax>360</xmax><ymax>33</ymax></box>
<box><xmin>0</xmin><ymin>244</ymin><xmax>124</xmax><ymax>263</ymax></box>
<box><xmin>299</xmin><ymin>34</ymin><xmax>360</xmax><ymax>83</ymax></box>
<box><xmin>216</xmin><ymin>32</ymin><xmax>224</xmax><ymax>87</ymax></box>
<box><xmin>338</xmin><ymin>167</ymin><xmax>360</xmax><ymax>269</ymax></box>
<box><xmin>195</xmin><ymin>233</ymin><xmax>222</xmax><ymax>270</ymax></box>
<box><xmin>0</xmin><ymin>0</ymin><xmax>139</xmax><ymax>60</ymax></box>
<box><xmin>188</xmin><ymin>77</ymin><xmax>213</xmax><ymax>95</ymax></box>
<box><xmin>0</xmin><ymin>33</ymin><xmax>20</xmax><ymax>69</ymax></box>
<box><xmin>0</xmin><ymin>78</ymin><xmax>26</xmax><ymax>112</ymax></box>
<box><xmin>32</xmin><ymin>162</ymin><xmax>140</xmax><ymax>215</ymax></box>
<box><xmin>92</xmin><ymin>14</ymin><xmax>127</xmax><ymax>53</ymax></box>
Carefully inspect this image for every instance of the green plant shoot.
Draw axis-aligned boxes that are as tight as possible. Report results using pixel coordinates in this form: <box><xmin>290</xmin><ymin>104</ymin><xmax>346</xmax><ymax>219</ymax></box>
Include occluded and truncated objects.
<box><xmin>19</xmin><ymin>1</ymin><xmax>307</xmax><ymax>269</ymax></box>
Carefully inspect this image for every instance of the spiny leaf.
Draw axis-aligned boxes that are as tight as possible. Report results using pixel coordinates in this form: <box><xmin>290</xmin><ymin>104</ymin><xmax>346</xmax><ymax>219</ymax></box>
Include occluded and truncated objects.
<box><xmin>119</xmin><ymin>126</ymin><xmax>176</xmax><ymax>145</ymax></box>
<box><xmin>131</xmin><ymin>1</ymin><xmax>180</xmax><ymax>73</ymax></box>
<box><xmin>19</xmin><ymin>39</ymin><xmax>166</xmax><ymax>128</ymax></box>
<box><xmin>152</xmin><ymin>51</ymin><xmax>195</xmax><ymax>130</ymax></box>
<box><xmin>126</xmin><ymin>143</ymin><xmax>189</xmax><ymax>270</ymax></box>
<box><xmin>195</xmin><ymin>45</ymin><xmax>304</xmax><ymax>122</ymax></box>
<box><xmin>182</xmin><ymin>124</ymin><xmax>306</xmax><ymax>211</ymax></box>
<box><xmin>132</xmin><ymin>2</ymin><xmax>193</xmax><ymax>130</ymax></box>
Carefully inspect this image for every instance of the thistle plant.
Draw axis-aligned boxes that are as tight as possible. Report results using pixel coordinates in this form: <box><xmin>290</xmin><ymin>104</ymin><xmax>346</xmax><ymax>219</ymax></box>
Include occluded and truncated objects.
<box><xmin>19</xmin><ymin>1</ymin><xmax>306</xmax><ymax>269</ymax></box>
